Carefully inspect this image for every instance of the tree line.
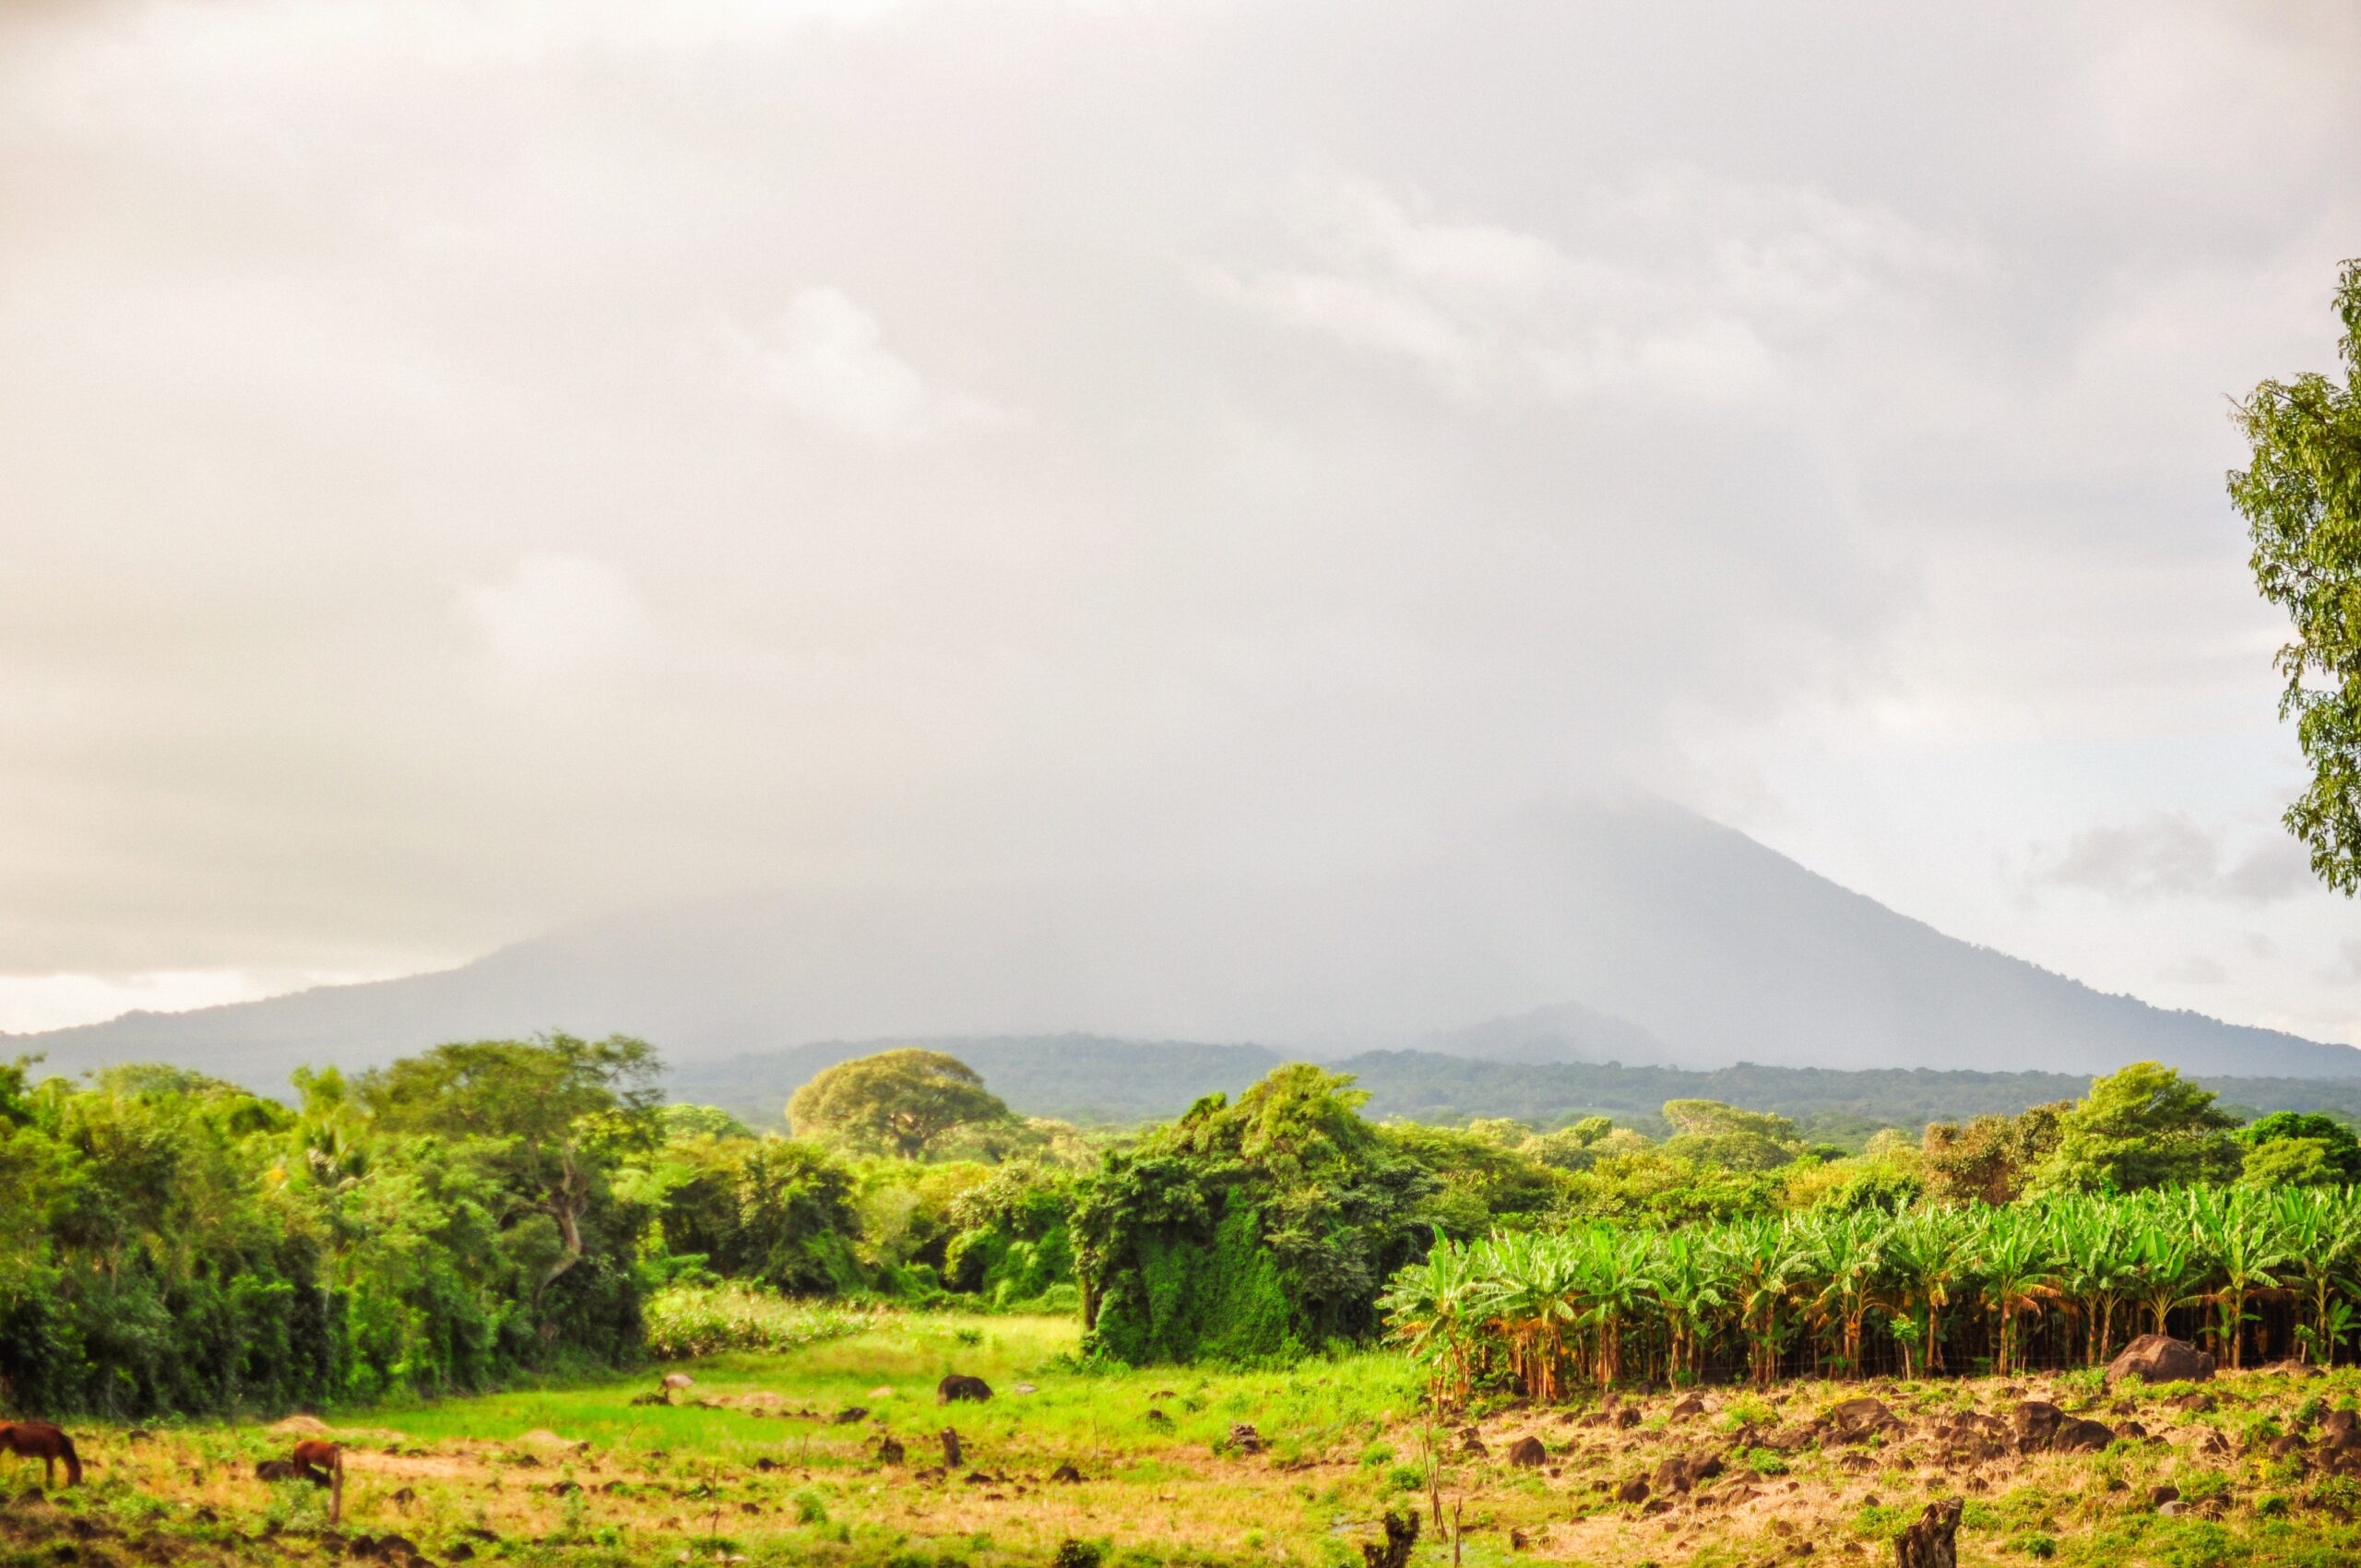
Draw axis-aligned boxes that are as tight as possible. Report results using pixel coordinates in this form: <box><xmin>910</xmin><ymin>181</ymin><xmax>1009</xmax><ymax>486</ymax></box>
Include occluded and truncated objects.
<box><xmin>0</xmin><ymin>1041</ymin><xmax>1080</xmax><ymax>1418</ymax></box>
<box><xmin>9</xmin><ymin>1031</ymin><xmax>2361</xmax><ymax>1417</ymax></box>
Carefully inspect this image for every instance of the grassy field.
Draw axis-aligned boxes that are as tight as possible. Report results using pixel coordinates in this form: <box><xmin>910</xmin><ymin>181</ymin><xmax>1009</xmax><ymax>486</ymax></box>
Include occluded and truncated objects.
<box><xmin>8</xmin><ymin>1312</ymin><xmax>2361</xmax><ymax>1566</ymax></box>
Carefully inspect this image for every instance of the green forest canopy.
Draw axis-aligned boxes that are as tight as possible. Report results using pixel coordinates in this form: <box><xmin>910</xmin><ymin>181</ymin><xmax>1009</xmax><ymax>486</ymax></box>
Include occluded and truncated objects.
<box><xmin>10</xmin><ymin>1034</ymin><xmax>2361</xmax><ymax>1416</ymax></box>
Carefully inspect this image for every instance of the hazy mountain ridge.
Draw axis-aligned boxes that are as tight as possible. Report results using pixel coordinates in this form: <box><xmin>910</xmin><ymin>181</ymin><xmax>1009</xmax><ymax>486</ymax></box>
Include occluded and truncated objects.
<box><xmin>15</xmin><ymin>800</ymin><xmax>2357</xmax><ymax>1087</ymax></box>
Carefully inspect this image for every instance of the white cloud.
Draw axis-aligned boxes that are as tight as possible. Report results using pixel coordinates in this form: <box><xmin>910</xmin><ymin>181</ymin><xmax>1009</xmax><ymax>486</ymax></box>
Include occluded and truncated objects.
<box><xmin>750</xmin><ymin>289</ymin><xmax>1005</xmax><ymax>443</ymax></box>
<box><xmin>1204</xmin><ymin>170</ymin><xmax>1975</xmax><ymax>405</ymax></box>
<box><xmin>461</xmin><ymin>554</ymin><xmax>654</xmax><ymax>685</ymax></box>
<box><xmin>0</xmin><ymin>968</ymin><xmax>378</xmax><ymax>1036</ymax></box>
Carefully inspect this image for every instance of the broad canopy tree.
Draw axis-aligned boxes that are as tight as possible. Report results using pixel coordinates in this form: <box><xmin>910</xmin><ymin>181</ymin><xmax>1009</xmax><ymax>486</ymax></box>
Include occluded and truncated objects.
<box><xmin>358</xmin><ymin>1033</ymin><xmax>660</xmax><ymax>1308</ymax></box>
<box><xmin>786</xmin><ymin>1049</ymin><xmax>1014</xmax><ymax>1159</ymax></box>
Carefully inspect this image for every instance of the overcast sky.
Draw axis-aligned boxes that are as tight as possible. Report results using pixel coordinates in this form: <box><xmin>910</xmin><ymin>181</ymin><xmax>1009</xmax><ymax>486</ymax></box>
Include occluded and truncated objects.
<box><xmin>3</xmin><ymin>0</ymin><xmax>2358</xmax><ymax>1044</ymax></box>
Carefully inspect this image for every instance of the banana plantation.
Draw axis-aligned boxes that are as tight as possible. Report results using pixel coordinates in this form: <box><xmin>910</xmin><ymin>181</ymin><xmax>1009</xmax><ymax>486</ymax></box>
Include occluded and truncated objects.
<box><xmin>1379</xmin><ymin>1184</ymin><xmax>2361</xmax><ymax>1399</ymax></box>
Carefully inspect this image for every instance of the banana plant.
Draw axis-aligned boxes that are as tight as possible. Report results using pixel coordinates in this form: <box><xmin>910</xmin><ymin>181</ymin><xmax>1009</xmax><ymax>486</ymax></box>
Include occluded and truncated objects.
<box><xmin>1972</xmin><ymin>1215</ymin><xmax>2058</xmax><ymax>1377</ymax></box>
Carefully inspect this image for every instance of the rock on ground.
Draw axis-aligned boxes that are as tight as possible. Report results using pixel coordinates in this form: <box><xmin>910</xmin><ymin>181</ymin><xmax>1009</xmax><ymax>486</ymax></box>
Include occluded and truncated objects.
<box><xmin>2105</xmin><ymin>1334</ymin><xmax>2214</xmax><ymax>1388</ymax></box>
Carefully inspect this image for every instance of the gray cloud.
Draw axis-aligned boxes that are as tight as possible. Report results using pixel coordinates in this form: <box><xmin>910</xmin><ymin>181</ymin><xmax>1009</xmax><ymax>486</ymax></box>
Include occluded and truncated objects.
<box><xmin>2159</xmin><ymin>953</ymin><xmax>2231</xmax><ymax>986</ymax></box>
<box><xmin>2028</xmin><ymin>815</ymin><xmax>2311</xmax><ymax>905</ymax></box>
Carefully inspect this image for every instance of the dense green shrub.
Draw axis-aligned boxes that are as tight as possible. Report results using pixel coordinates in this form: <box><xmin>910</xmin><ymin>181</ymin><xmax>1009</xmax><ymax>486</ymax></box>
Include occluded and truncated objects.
<box><xmin>0</xmin><ymin>1039</ymin><xmax>657</xmax><ymax>1418</ymax></box>
<box><xmin>1074</xmin><ymin>1065</ymin><xmax>1442</xmax><ymax>1363</ymax></box>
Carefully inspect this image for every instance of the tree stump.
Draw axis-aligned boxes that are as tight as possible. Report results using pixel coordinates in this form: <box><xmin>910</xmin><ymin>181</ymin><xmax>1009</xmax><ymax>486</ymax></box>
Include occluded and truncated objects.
<box><xmin>940</xmin><ymin>1429</ymin><xmax>962</xmax><ymax>1469</ymax></box>
<box><xmin>1361</xmin><ymin>1510</ymin><xmax>1418</xmax><ymax>1568</ymax></box>
<box><xmin>1894</xmin><ymin>1498</ymin><xmax>1962</xmax><ymax>1568</ymax></box>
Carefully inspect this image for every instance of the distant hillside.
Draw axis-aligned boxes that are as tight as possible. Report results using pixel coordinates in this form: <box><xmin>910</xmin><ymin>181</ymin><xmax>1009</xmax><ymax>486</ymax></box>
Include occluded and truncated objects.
<box><xmin>17</xmin><ymin>799</ymin><xmax>2358</xmax><ymax>1085</ymax></box>
<box><xmin>659</xmin><ymin>1035</ymin><xmax>2361</xmax><ymax>1142</ymax></box>
<box><xmin>1411</xmin><ymin>1002</ymin><xmax>1680</xmax><ymax>1067</ymax></box>
<box><xmin>665</xmin><ymin>1035</ymin><xmax>1284</xmax><ymax>1129</ymax></box>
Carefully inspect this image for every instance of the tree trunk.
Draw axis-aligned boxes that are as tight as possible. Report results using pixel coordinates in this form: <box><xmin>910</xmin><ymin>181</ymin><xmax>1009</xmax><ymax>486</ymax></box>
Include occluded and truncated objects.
<box><xmin>532</xmin><ymin>1157</ymin><xmax>588</xmax><ymax>1311</ymax></box>
<box><xmin>1894</xmin><ymin>1498</ymin><xmax>1962</xmax><ymax>1568</ymax></box>
<box><xmin>1361</xmin><ymin>1511</ymin><xmax>1418</xmax><ymax>1568</ymax></box>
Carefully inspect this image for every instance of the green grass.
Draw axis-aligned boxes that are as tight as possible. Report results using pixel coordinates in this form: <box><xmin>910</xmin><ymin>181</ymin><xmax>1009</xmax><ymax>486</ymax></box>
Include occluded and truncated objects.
<box><xmin>24</xmin><ymin>1322</ymin><xmax>2361</xmax><ymax>1567</ymax></box>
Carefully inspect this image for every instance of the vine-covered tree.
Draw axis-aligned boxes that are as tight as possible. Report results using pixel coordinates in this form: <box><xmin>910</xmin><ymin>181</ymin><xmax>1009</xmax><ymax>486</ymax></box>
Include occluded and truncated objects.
<box><xmin>2233</xmin><ymin>258</ymin><xmax>2361</xmax><ymax>889</ymax></box>
<box><xmin>1074</xmin><ymin>1064</ymin><xmax>1441</xmax><ymax>1363</ymax></box>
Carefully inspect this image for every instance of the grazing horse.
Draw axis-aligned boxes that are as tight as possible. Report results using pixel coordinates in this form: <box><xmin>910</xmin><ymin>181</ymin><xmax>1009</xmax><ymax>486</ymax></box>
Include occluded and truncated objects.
<box><xmin>290</xmin><ymin>1439</ymin><xmax>344</xmax><ymax>1522</ymax></box>
<box><xmin>0</xmin><ymin>1422</ymin><xmax>82</xmax><ymax>1488</ymax></box>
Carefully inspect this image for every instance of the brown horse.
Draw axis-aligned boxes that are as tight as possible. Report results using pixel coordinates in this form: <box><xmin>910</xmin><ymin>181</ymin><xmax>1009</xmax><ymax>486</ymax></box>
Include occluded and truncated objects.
<box><xmin>290</xmin><ymin>1439</ymin><xmax>343</xmax><ymax>1522</ymax></box>
<box><xmin>0</xmin><ymin>1422</ymin><xmax>82</xmax><ymax>1488</ymax></box>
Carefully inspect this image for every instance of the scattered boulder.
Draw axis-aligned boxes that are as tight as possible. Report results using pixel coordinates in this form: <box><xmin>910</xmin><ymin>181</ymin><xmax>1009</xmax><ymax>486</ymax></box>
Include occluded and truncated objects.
<box><xmin>2318</xmin><ymin>1409</ymin><xmax>2361</xmax><ymax>1451</ymax></box>
<box><xmin>1669</xmin><ymin>1396</ymin><xmax>1707</xmax><ymax>1420</ymax></box>
<box><xmin>1145</xmin><ymin>1409</ymin><xmax>1172</xmax><ymax>1428</ymax></box>
<box><xmin>1506</xmin><ymin>1436</ymin><xmax>1547</xmax><ymax>1468</ymax></box>
<box><xmin>2150</xmin><ymin>1485</ymin><xmax>2180</xmax><ymax>1508</ymax></box>
<box><xmin>938</xmin><ymin>1375</ymin><xmax>993</xmax><ymax>1405</ymax></box>
<box><xmin>1460</xmin><ymin>1434</ymin><xmax>1488</xmax><ymax>1457</ymax></box>
<box><xmin>254</xmin><ymin>1461</ymin><xmax>298</xmax><ymax>1481</ymax></box>
<box><xmin>1825</xmin><ymin>1396</ymin><xmax>1902</xmax><ymax>1444</ymax></box>
<box><xmin>2010</xmin><ymin>1402</ymin><xmax>2064</xmax><ymax>1454</ymax></box>
<box><xmin>940</xmin><ymin>1429</ymin><xmax>963</xmax><ymax>1468</ymax></box>
<box><xmin>2105</xmin><ymin>1335</ymin><xmax>2214</xmax><ymax>1389</ymax></box>
<box><xmin>1050</xmin><ymin>1463</ymin><xmax>1082</xmax><ymax>1483</ymax></box>
<box><xmin>876</xmin><ymin>1436</ymin><xmax>905</xmax><ymax>1466</ymax></box>
<box><xmin>1893</xmin><ymin>1498</ymin><xmax>1963</xmax><ymax>1568</ymax></box>
<box><xmin>2051</xmin><ymin>1418</ymin><xmax>2115</xmax><ymax>1455</ymax></box>
<box><xmin>1228</xmin><ymin>1423</ymin><xmax>1264</xmax><ymax>1455</ymax></box>
<box><xmin>1615</xmin><ymin>1476</ymin><xmax>1650</xmax><ymax>1504</ymax></box>
<box><xmin>1610</xmin><ymin>1407</ymin><xmax>1641</xmax><ymax>1430</ymax></box>
<box><xmin>834</xmin><ymin>1408</ymin><xmax>869</xmax><ymax>1425</ymax></box>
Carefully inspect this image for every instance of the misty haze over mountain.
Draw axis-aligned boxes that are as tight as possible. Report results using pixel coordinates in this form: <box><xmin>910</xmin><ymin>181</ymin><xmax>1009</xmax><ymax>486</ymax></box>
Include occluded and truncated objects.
<box><xmin>22</xmin><ymin>799</ymin><xmax>2358</xmax><ymax>1090</ymax></box>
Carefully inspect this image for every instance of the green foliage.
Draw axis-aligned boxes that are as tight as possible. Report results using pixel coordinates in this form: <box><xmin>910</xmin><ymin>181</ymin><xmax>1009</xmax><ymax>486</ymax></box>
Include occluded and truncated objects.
<box><xmin>787</xmin><ymin>1050</ymin><xmax>1014</xmax><ymax>1159</ymax></box>
<box><xmin>1074</xmin><ymin>1066</ymin><xmax>1442</xmax><ymax>1363</ymax></box>
<box><xmin>943</xmin><ymin>1161</ymin><xmax>1081</xmax><ymax>1307</ymax></box>
<box><xmin>1383</xmin><ymin>1182</ymin><xmax>2361</xmax><ymax>1395</ymax></box>
<box><xmin>1922</xmin><ymin>1101</ymin><xmax>2070</xmax><ymax>1205</ymax></box>
<box><xmin>640</xmin><ymin>1283</ymin><xmax>877</xmax><ymax>1358</ymax></box>
<box><xmin>0</xmin><ymin>1038</ymin><xmax>658</xmax><ymax>1418</ymax></box>
<box><xmin>2243</xmin><ymin>1111</ymin><xmax>2361</xmax><ymax>1185</ymax></box>
<box><xmin>2027</xmin><ymin>1063</ymin><xmax>2240</xmax><ymax>1194</ymax></box>
<box><xmin>657</xmin><ymin>1134</ymin><xmax>867</xmax><ymax>1294</ymax></box>
<box><xmin>1556</xmin><ymin>1149</ymin><xmax>1786</xmax><ymax>1225</ymax></box>
<box><xmin>2231</xmin><ymin>258</ymin><xmax>2361</xmax><ymax>891</ymax></box>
